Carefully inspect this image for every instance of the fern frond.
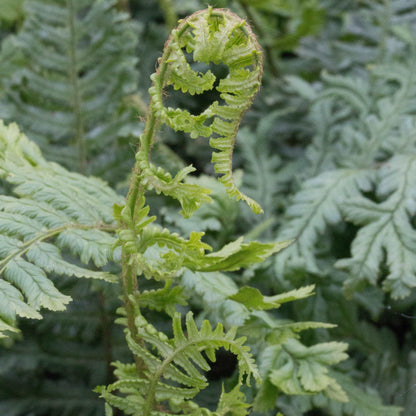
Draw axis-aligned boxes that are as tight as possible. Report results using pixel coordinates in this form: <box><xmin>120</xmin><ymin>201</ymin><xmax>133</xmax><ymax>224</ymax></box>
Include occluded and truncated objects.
<box><xmin>280</xmin><ymin>369</ymin><xmax>402</xmax><ymax>416</ymax></box>
<box><xmin>318</xmin><ymin>71</ymin><xmax>372</xmax><ymax>115</ymax></box>
<box><xmin>135</xmin><ymin>280</ymin><xmax>187</xmax><ymax>318</ymax></box>
<box><xmin>336</xmin><ymin>154</ymin><xmax>416</xmax><ymax>298</ymax></box>
<box><xmin>275</xmin><ymin>169</ymin><xmax>372</xmax><ymax>275</ymax></box>
<box><xmin>137</xmin><ymin>7</ymin><xmax>263</xmax><ymax>216</ymax></box>
<box><xmin>254</xmin><ymin>339</ymin><xmax>348</xmax><ymax>412</ymax></box>
<box><xmin>0</xmin><ymin>0</ymin><xmax>138</xmax><ymax>172</ymax></box>
<box><xmin>97</xmin><ymin>311</ymin><xmax>259</xmax><ymax>415</ymax></box>
<box><xmin>0</xmin><ymin>120</ymin><xmax>121</xmax><ymax>336</ymax></box>
<box><xmin>229</xmin><ymin>285</ymin><xmax>315</xmax><ymax>311</ymax></box>
<box><xmin>181</xmin><ymin>270</ymin><xmax>249</xmax><ymax>327</ymax></box>
<box><xmin>0</xmin><ymin>276</ymin><xmax>126</xmax><ymax>416</ymax></box>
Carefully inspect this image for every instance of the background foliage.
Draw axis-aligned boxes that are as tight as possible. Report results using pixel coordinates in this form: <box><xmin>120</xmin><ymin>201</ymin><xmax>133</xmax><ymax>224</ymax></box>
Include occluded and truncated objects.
<box><xmin>1</xmin><ymin>0</ymin><xmax>416</xmax><ymax>415</ymax></box>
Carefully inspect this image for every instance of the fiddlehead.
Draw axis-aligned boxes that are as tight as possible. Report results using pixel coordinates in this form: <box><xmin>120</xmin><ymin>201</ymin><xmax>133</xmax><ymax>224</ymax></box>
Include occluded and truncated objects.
<box><xmin>136</xmin><ymin>7</ymin><xmax>264</xmax><ymax>217</ymax></box>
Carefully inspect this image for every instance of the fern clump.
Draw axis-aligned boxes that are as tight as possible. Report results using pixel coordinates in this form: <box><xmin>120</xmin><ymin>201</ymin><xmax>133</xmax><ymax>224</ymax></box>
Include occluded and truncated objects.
<box><xmin>275</xmin><ymin>33</ymin><xmax>416</xmax><ymax>299</ymax></box>
<box><xmin>1</xmin><ymin>3</ymin><xmax>406</xmax><ymax>416</ymax></box>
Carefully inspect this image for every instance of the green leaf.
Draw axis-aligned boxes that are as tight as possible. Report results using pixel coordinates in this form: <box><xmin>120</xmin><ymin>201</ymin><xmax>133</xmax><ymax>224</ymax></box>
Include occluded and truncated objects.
<box><xmin>99</xmin><ymin>311</ymin><xmax>259</xmax><ymax>415</ymax></box>
<box><xmin>140</xmin><ymin>7</ymin><xmax>264</xmax><ymax>215</ymax></box>
<box><xmin>276</xmin><ymin>169</ymin><xmax>372</xmax><ymax>274</ymax></box>
<box><xmin>229</xmin><ymin>285</ymin><xmax>315</xmax><ymax>310</ymax></box>
<box><xmin>198</xmin><ymin>237</ymin><xmax>292</xmax><ymax>272</ymax></box>
<box><xmin>265</xmin><ymin>339</ymin><xmax>348</xmax><ymax>399</ymax></box>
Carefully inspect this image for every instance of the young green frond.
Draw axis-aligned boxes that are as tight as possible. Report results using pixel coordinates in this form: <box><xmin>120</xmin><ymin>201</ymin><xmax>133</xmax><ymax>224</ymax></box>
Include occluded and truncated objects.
<box><xmin>138</xmin><ymin>7</ymin><xmax>264</xmax><ymax>217</ymax></box>
<box><xmin>254</xmin><ymin>339</ymin><xmax>348</xmax><ymax>412</ymax></box>
<box><xmin>97</xmin><ymin>312</ymin><xmax>259</xmax><ymax>416</ymax></box>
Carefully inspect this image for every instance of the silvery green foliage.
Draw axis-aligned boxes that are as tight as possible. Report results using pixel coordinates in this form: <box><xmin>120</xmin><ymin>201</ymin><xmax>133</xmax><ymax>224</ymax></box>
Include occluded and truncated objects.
<box><xmin>0</xmin><ymin>0</ymin><xmax>139</xmax><ymax>173</ymax></box>
<box><xmin>0</xmin><ymin>120</ymin><xmax>121</xmax><ymax>337</ymax></box>
<box><xmin>275</xmin><ymin>29</ymin><xmax>416</xmax><ymax>299</ymax></box>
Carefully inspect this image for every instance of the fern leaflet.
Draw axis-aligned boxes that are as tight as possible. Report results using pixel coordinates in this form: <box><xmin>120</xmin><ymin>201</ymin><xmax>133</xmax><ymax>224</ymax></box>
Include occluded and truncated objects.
<box><xmin>96</xmin><ymin>311</ymin><xmax>259</xmax><ymax>416</ymax></box>
<box><xmin>0</xmin><ymin>120</ymin><xmax>121</xmax><ymax>337</ymax></box>
<box><xmin>336</xmin><ymin>154</ymin><xmax>416</xmax><ymax>298</ymax></box>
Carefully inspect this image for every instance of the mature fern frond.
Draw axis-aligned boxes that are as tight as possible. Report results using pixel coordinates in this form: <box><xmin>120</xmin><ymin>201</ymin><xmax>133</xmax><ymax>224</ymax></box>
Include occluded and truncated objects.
<box><xmin>0</xmin><ymin>0</ymin><xmax>138</xmax><ymax>172</ymax></box>
<box><xmin>297</xmin><ymin>0</ymin><xmax>416</xmax><ymax>74</ymax></box>
<box><xmin>275</xmin><ymin>169</ymin><xmax>372</xmax><ymax>275</ymax></box>
<box><xmin>336</xmin><ymin>155</ymin><xmax>416</xmax><ymax>298</ymax></box>
<box><xmin>276</xmin><ymin>35</ymin><xmax>416</xmax><ymax>298</ymax></box>
<box><xmin>96</xmin><ymin>311</ymin><xmax>259</xmax><ymax>416</ymax></box>
<box><xmin>0</xmin><ymin>120</ymin><xmax>121</xmax><ymax>337</ymax></box>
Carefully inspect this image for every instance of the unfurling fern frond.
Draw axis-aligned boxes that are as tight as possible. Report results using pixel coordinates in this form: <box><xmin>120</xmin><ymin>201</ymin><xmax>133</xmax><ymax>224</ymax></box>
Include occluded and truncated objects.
<box><xmin>109</xmin><ymin>8</ymin><xmax>302</xmax><ymax>415</ymax></box>
<box><xmin>96</xmin><ymin>311</ymin><xmax>259</xmax><ymax>416</ymax></box>
<box><xmin>115</xmin><ymin>7</ymin><xmax>289</xmax><ymax>286</ymax></box>
<box><xmin>136</xmin><ymin>6</ymin><xmax>264</xmax><ymax>216</ymax></box>
<box><xmin>0</xmin><ymin>120</ymin><xmax>121</xmax><ymax>337</ymax></box>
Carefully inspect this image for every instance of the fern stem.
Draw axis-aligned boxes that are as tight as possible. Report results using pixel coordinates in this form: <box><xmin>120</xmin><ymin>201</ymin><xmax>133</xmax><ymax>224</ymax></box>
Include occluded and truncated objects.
<box><xmin>120</xmin><ymin>168</ymin><xmax>147</xmax><ymax>371</ymax></box>
<box><xmin>66</xmin><ymin>0</ymin><xmax>87</xmax><ymax>173</ymax></box>
<box><xmin>117</xmin><ymin>23</ymin><xmax>180</xmax><ymax>354</ymax></box>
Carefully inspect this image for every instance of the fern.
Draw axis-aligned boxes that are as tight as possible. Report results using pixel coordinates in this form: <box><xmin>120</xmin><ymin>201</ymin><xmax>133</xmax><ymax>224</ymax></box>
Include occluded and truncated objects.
<box><xmin>2</xmin><ymin>3</ymin><xmax>406</xmax><ymax>415</ymax></box>
<box><xmin>0</xmin><ymin>0</ymin><xmax>139</xmax><ymax>173</ymax></box>
<box><xmin>275</xmin><ymin>32</ymin><xmax>416</xmax><ymax>298</ymax></box>
<box><xmin>97</xmin><ymin>311</ymin><xmax>259</xmax><ymax>415</ymax></box>
<box><xmin>275</xmin><ymin>169</ymin><xmax>372</xmax><ymax>275</ymax></box>
<box><xmin>92</xmin><ymin>7</ymin><xmax>353</xmax><ymax>415</ymax></box>
<box><xmin>336</xmin><ymin>155</ymin><xmax>416</xmax><ymax>298</ymax></box>
<box><xmin>276</xmin><ymin>370</ymin><xmax>402</xmax><ymax>416</ymax></box>
<box><xmin>0</xmin><ymin>120</ymin><xmax>121</xmax><ymax>337</ymax></box>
